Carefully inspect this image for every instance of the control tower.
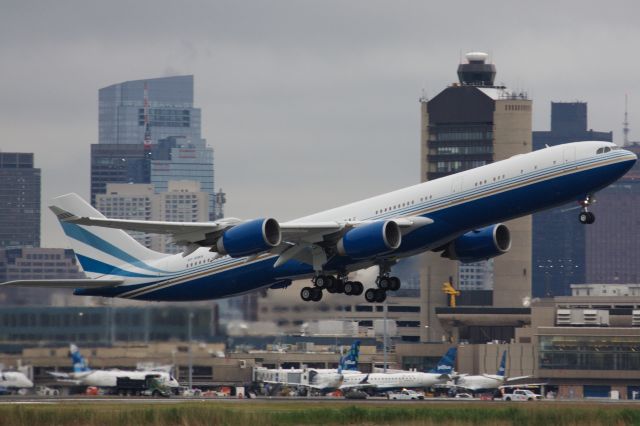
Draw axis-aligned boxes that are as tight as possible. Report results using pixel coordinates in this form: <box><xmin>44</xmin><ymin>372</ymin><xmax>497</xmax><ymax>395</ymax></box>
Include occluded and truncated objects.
<box><xmin>418</xmin><ymin>52</ymin><xmax>533</xmax><ymax>343</ymax></box>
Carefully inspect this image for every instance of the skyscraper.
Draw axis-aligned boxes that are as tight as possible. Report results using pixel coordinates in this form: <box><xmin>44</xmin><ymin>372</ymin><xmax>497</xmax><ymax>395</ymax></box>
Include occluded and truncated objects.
<box><xmin>92</xmin><ymin>75</ymin><xmax>222</xmax><ymax>218</ymax></box>
<box><xmin>0</xmin><ymin>153</ymin><xmax>41</xmax><ymax>249</ymax></box>
<box><xmin>99</xmin><ymin>75</ymin><xmax>201</xmax><ymax>145</ymax></box>
<box><xmin>531</xmin><ymin>102</ymin><xmax>612</xmax><ymax>296</ymax></box>
<box><xmin>417</xmin><ymin>52</ymin><xmax>532</xmax><ymax>343</ymax></box>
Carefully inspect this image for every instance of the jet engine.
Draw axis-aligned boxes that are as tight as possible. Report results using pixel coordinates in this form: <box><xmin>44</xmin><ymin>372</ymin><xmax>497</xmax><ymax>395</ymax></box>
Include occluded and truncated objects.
<box><xmin>441</xmin><ymin>224</ymin><xmax>511</xmax><ymax>263</ymax></box>
<box><xmin>216</xmin><ymin>218</ymin><xmax>282</xmax><ymax>257</ymax></box>
<box><xmin>337</xmin><ymin>220</ymin><xmax>401</xmax><ymax>259</ymax></box>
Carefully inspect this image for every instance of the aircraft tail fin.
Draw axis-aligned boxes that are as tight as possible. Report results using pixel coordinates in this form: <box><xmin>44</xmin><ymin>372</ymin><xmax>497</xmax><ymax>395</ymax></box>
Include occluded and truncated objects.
<box><xmin>497</xmin><ymin>350</ymin><xmax>507</xmax><ymax>377</ymax></box>
<box><xmin>50</xmin><ymin>193</ymin><xmax>168</xmax><ymax>279</ymax></box>
<box><xmin>338</xmin><ymin>340</ymin><xmax>361</xmax><ymax>373</ymax></box>
<box><xmin>430</xmin><ymin>347</ymin><xmax>457</xmax><ymax>375</ymax></box>
<box><xmin>69</xmin><ymin>344</ymin><xmax>90</xmax><ymax>373</ymax></box>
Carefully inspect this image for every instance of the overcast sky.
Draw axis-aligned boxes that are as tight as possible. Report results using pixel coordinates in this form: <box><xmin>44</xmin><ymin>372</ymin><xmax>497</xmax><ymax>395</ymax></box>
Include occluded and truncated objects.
<box><xmin>1</xmin><ymin>0</ymin><xmax>638</xmax><ymax>247</ymax></box>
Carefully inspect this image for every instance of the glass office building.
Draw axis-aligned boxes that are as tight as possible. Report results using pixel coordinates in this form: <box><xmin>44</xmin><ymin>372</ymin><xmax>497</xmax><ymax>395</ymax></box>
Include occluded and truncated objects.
<box><xmin>99</xmin><ymin>75</ymin><xmax>202</xmax><ymax>145</ymax></box>
<box><xmin>0</xmin><ymin>153</ymin><xmax>40</xmax><ymax>249</ymax></box>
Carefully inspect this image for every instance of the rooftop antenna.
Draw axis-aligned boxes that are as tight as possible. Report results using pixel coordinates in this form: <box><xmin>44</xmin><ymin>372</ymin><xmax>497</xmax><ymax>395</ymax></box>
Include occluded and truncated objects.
<box><xmin>143</xmin><ymin>82</ymin><xmax>152</xmax><ymax>148</ymax></box>
<box><xmin>623</xmin><ymin>94</ymin><xmax>630</xmax><ymax>146</ymax></box>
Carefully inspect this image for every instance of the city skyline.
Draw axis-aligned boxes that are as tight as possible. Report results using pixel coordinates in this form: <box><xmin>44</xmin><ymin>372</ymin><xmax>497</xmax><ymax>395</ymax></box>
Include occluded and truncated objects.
<box><xmin>1</xmin><ymin>1</ymin><xmax>638</xmax><ymax>247</ymax></box>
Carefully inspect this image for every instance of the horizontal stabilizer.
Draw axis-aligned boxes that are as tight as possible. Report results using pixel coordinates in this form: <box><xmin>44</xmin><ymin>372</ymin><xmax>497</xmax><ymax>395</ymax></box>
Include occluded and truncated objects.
<box><xmin>505</xmin><ymin>375</ymin><xmax>531</xmax><ymax>382</ymax></box>
<box><xmin>1</xmin><ymin>279</ymin><xmax>123</xmax><ymax>288</ymax></box>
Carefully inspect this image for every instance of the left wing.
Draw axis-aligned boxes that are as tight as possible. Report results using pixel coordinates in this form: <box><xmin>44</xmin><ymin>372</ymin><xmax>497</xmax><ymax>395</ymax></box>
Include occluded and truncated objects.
<box><xmin>52</xmin><ymin>202</ymin><xmax>433</xmax><ymax>266</ymax></box>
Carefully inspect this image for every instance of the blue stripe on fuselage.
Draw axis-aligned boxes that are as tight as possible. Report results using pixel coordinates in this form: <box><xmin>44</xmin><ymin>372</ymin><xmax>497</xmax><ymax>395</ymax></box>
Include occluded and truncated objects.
<box><xmin>76</xmin><ymin>254</ymin><xmax>159</xmax><ymax>278</ymax></box>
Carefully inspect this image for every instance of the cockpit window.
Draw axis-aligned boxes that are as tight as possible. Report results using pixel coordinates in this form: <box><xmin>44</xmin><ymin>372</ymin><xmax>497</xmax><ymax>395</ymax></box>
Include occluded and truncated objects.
<box><xmin>604</xmin><ymin>147</ymin><xmax>611</xmax><ymax>153</ymax></box>
<box><xmin>596</xmin><ymin>148</ymin><xmax>604</xmax><ymax>154</ymax></box>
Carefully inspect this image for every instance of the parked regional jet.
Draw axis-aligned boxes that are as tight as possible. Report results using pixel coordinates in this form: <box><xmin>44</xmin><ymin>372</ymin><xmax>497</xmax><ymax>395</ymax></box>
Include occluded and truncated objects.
<box><xmin>256</xmin><ymin>341</ymin><xmax>362</xmax><ymax>392</ymax></box>
<box><xmin>453</xmin><ymin>350</ymin><xmax>529</xmax><ymax>394</ymax></box>
<box><xmin>340</xmin><ymin>347</ymin><xmax>457</xmax><ymax>392</ymax></box>
<box><xmin>2</xmin><ymin>142</ymin><xmax>636</xmax><ymax>303</ymax></box>
<box><xmin>0</xmin><ymin>370</ymin><xmax>34</xmax><ymax>393</ymax></box>
<box><xmin>49</xmin><ymin>344</ymin><xmax>180</xmax><ymax>391</ymax></box>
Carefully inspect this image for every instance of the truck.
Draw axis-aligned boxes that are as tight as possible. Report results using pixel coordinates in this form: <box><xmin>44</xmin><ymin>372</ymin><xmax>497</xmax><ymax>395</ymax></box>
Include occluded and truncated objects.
<box><xmin>502</xmin><ymin>389</ymin><xmax>542</xmax><ymax>401</ymax></box>
<box><xmin>387</xmin><ymin>389</ymin><xmax>425</xmax><ymax>400</ymax></box>
<box><xmin>115</xmin><ymin>374</ymin><xmax>171</xmax><ymax>397</ymax></box>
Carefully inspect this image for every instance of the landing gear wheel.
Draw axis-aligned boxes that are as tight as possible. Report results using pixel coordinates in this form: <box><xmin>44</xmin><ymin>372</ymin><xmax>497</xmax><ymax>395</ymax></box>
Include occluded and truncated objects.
<box><xmin>310</xmin><ymin>287</ymin><xmax>323</xmax><ymax>302</ymax></box>
<box><xmin>377</xmin><ymin>277</ymin><xmax>391</xmax><ymax>291</ymax></box>
<box><xmin>365</xmin><ymin>288</ymin><xmax>378</xmax><ymax>303</ymax></box>
<box><xmin>389</xmin><ymin>277</ymin><xmax>401</xmax><ymax>291</ymax></box>
<box><xmin>326</xmin><ymin>276</ymin><xmax>338</xmax><ymax>293</ymax></box>
<box><xmin>375</xmin><ymin>289</ymin><xmax>387</xmax><ymax>303</ymax></box>
<box><xmin>344</xmin><ymin>281</ymin><xmax>355</xmax><ymax>295</ymax></box>
<box><xmin>353</xmin><ymin>282</ymin><xmax>364</xmax><ymax>296</ymax></box>
<box><xmin>314</xmin><ymin>275</ymin><xmax>328</xmax><ymax>289</ymax></box>
<box><xmin>579</xmin><ymin>211</ymin><xmax>595</xmax><ymax>225</ymax></box>
<box><xmin>301</xmin><ymin>287</ymin><xmax>313</xmax><ymax>301</ymax></box>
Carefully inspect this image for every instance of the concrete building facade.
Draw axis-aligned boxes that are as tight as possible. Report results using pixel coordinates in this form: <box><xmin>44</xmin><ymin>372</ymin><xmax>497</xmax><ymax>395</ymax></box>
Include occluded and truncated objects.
<box><xmin>419</xmin><ymin>52</ymin><xmax>532</xmax><ymax>339</ymax></box>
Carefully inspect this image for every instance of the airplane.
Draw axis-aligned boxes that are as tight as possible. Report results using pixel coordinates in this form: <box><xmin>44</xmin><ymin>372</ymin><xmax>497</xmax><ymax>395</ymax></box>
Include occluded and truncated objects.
<box><xmin>255</xmin><ymin>341</ymin><xmax>361</xmax><ymax>392</ymax></box>
<box><xmin>1</xmin><ymin>141</ymin><xmax>636</xmax><ymax>304</ymax></box>
<box><xmin>340</xmin><ymin>347</ymin><xmax>457</xmax><ymax>392</ymax></box>
<box><xmin>0</xmin><ymin>370</ymin><xmax>34</xmax><ymax>394</ymax></box>
<box><xmin>453</xmin><ymin>350</ymin><xmax>529</xmax><ymax>395</ymax></box>
<box><xmin>49</xmin><ymin>344</ymin><xmax>180</xmax><ymax>392</ymax></box>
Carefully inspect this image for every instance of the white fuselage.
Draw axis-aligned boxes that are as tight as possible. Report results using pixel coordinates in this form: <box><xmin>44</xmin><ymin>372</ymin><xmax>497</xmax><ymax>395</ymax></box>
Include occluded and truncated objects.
<box><xmin>0</xmin><ymin>371</ymin><xmax>33</xmax><ymax>389</ymax></box>
<box><xmin>456</xmin><ymin>374</ymin><xmax>504</xmax><ymax>392</ymax></box>
<box><xmin>342</xmin><ymin>371</ymin><xmax>447</xmax><ymax>390</ymax></box>
<box><xmin>70</xmin><ymin>369</ymin><xmax>179</xmax><ymax>389</ymax></box>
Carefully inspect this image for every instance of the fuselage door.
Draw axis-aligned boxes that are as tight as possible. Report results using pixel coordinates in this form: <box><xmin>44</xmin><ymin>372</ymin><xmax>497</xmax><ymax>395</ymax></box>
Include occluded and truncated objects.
<box><xmin>563</xmin><ymin>147</ymin><xmax>577</xmax><ymax>169</ymax></box>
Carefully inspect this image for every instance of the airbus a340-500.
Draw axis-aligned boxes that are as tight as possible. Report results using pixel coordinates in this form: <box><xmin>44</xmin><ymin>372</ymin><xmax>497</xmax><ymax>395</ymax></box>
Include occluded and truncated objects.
<box><xmin>2</xmin><ymin>142</ymin><xmax>635</xmax><ymax>303</ymax></box>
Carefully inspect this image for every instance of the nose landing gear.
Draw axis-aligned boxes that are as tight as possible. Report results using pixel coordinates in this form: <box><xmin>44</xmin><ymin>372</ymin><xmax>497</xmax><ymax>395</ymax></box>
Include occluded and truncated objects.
<box><xmin>578</xmin><ymin>195</ymin><xmax>596</xmax><ymax>225</ymax></box>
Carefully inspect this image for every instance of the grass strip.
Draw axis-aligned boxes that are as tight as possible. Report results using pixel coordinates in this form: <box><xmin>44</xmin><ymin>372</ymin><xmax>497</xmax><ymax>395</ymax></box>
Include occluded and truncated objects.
<box><xmin>1</xmin><ymin>401</ymin><xmax>640</xmax><ymax>426</ymax></box>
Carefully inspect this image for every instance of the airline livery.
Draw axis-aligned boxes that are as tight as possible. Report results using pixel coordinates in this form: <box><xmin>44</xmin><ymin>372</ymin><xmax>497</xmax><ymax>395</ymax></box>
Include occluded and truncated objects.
<box><xmin>2</xmin><ymin>141</ymin><xmax>636</xmax><ymax>303</ymax></box>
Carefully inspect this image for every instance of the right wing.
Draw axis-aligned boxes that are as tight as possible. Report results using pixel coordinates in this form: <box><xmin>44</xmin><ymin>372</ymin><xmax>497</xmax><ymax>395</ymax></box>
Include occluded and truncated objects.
<box><xmin>1</xmin><ymin>279</ymin><xmax>123</xmax><ymax>288</ymax></box>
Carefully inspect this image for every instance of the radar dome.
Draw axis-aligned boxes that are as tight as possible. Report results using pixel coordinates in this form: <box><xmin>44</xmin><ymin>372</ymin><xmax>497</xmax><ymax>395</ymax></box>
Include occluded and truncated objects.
<box><xmin>465</xmin><ymin>52</ymin><xmax>489</xmax><ymax>63</ymax></box>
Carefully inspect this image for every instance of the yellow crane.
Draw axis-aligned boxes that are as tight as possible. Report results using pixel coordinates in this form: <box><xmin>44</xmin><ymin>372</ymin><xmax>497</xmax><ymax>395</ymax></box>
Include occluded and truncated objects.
<box><xmin>441</xmin><ymin>276</ymin><xmax>460</xmax><ymax>307</ymax></box>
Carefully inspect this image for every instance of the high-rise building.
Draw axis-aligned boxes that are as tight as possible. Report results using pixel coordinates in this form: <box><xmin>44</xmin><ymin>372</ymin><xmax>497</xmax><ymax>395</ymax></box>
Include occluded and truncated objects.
<box><xmin>418</xmin><ymin>52</ymin><xmax>532</xmax><ymax>342</ymax></box>
<box><xmin>531</xmin><ymin>102</ymin><xmax>613</xmax><ymax>297</ymax></box>
<box><xmin>155</xmin><ymin>180</ymin><xmax>210</xmax><ymax>253</ymax></box>
<box><xmin>99</xmin><ymin>75</ymin><xmax>201</xmax><ymax>146</ymax></box>
<box><xmin>95</xmin><ymin>181</ymin><xmax>209</xmax><ymax>254</ymax></box>
<box><xmin>585</xmin><ymin>143</ymin><xmax>640</xmax><ymax>284</ymax></box>
<box><xmin>0</xmin><ymin>153</ymin><xmax>41</xmax><ymax>249</ymax></box>
<box><xmin>151</xmin><ymin>136</ymin><xmax>216</xmax><ymax>220</ymax></box>
<box><xmin>95</xmin><ymin>183</ymin><xmax>156</xmax><ymax>248</ymax></box>
<box><xmin>93</xmin><ymin>76</ymin><xmax>222</xmax><ymax>218</ymax></box>
<box><xmin>90</xmin><ymin>144</ymin><xmax>151</xmax><ymax>206</ymax></box>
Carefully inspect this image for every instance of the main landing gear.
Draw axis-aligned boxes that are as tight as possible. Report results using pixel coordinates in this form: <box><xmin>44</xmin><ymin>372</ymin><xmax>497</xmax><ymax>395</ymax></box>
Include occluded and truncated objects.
<box><xmin>300</xmin><ymin>274</ymin><xmax>364</xmax><ymax>302</ymax></box>
<box><xmin>300</xmin><ymin>264</ymin><xmax>403</xmax><ymax>304</ymax></box>
<box><xmin>578</xmin><ymin>194</ymin><xmax>596</xmax><ymax>225</ymax></box>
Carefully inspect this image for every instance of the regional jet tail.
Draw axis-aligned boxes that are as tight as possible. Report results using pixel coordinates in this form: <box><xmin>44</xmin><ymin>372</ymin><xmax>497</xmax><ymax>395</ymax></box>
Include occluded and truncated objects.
<box><xmin>454</xmin><ymin>350</ymin><xmax>530</xmax><ymax>394</ymax></box>
<box><xmin>1</xmin><ymin>142</ymin><xmax>636</xmax><ymax>305</ymax></box>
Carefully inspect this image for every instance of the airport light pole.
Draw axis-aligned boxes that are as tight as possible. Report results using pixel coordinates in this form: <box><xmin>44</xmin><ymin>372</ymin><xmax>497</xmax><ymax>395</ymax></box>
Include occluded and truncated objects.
<box><xmin>188</xmin><ymin>310</ymin><xmax>194</xmax><ymax>390</ymax></box>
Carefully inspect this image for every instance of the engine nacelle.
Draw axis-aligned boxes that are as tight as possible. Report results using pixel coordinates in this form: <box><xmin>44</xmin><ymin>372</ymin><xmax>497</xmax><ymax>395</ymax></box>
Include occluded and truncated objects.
<box><xmin>337</xmin><ymin>220</ymin><xmax>401</xmax><ymax>259</ymax></box>
<box><xmin>216</xmin><ymin>218</ymin><xmax>282</xmax><ymax>257</ymax></box>
<box><xmin>442</xmin><ymin>224</ymin><xmax>511</xmax><ymax>263</ymax></box>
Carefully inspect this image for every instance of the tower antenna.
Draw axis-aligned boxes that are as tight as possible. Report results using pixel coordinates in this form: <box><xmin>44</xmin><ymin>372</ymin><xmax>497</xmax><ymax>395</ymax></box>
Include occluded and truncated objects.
<box><xmin>623</xmin><ymin>94</ymin><xmax>630</xmax><ymax>146</ymax></box>
<box><xmin>143</xmin><ymin>82</ymin><xmax>152</xmax><ymax>147</ymax></box>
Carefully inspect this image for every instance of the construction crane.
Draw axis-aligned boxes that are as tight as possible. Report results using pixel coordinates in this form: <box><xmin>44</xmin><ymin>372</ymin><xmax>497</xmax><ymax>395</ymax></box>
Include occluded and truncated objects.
<box><xmin>442</xmin><ymin>276</ymin><xmax>460</xmax><ymax>308</ymax></box>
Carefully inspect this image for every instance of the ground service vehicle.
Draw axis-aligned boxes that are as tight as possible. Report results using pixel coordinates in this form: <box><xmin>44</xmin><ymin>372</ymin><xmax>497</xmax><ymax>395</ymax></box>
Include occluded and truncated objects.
<box><xmin>387</xmin><ymin>390</ymin><xmax>425</xmax><ymax>400</ymax></box>
<box><xmin>503</xmin><ymin>389</ymin><xmax>542</xmax><ymax>401</ymax></box>
<box><xmin>115</xmin><ymin>375</ymin><xmax>171</xmax><ymax>397</ymax></box>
